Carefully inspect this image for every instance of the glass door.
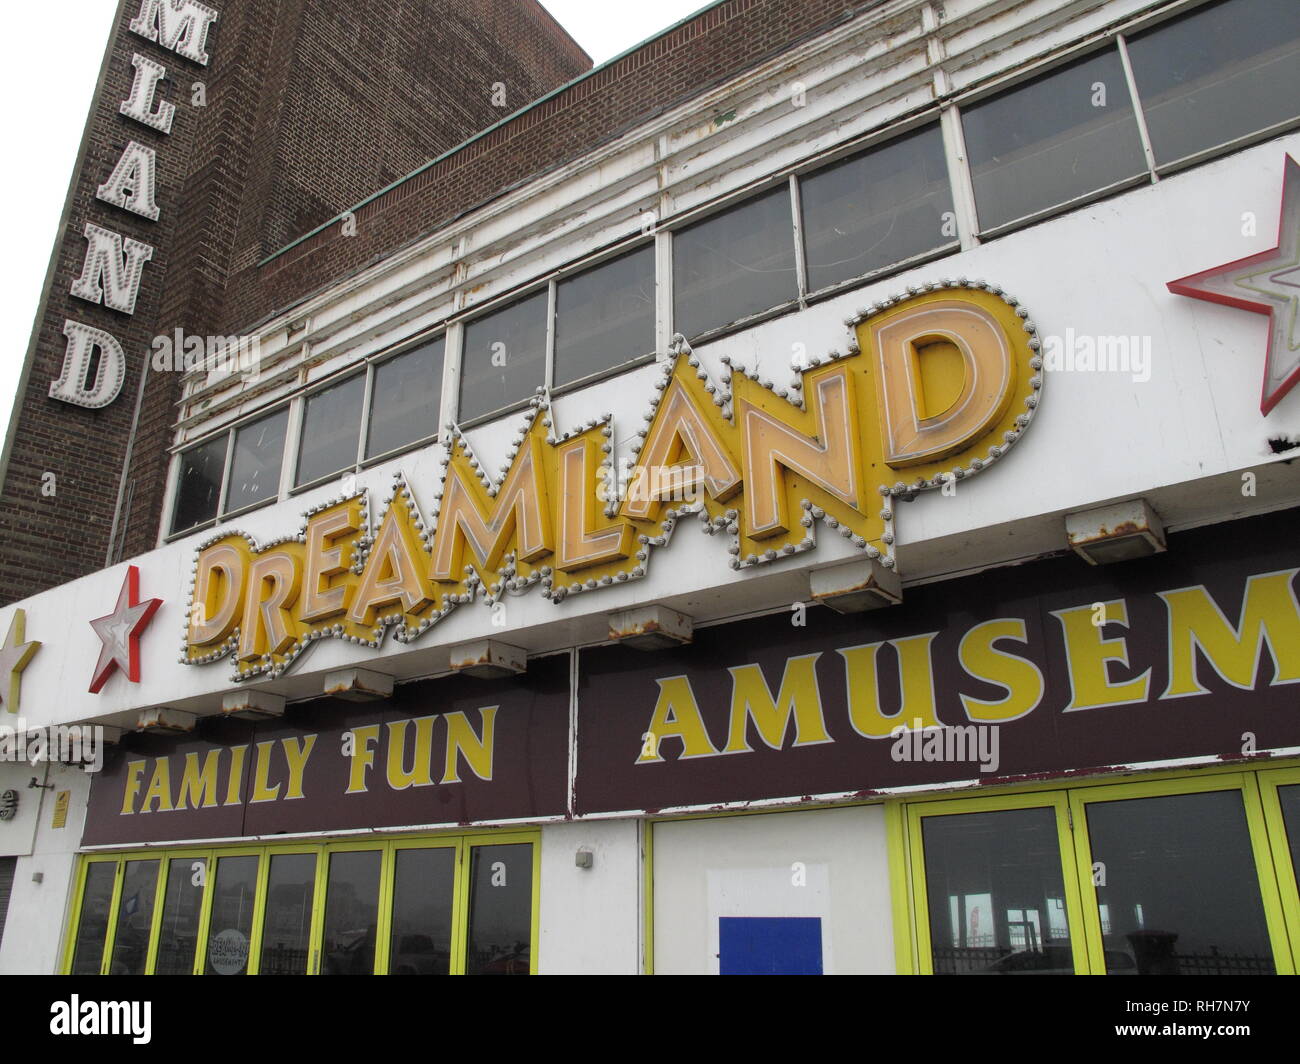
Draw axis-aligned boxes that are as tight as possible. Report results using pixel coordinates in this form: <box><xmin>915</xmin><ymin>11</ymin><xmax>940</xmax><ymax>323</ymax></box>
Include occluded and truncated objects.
<box><xmin>1069</xmin><ymin>776</ymin><xmax>1294</xmax><ymax>975</ymax></box>
<box><xmin>906</xmin><ymin>793</ymin><xmax>1089</xmax><ymax>975</ymax></box>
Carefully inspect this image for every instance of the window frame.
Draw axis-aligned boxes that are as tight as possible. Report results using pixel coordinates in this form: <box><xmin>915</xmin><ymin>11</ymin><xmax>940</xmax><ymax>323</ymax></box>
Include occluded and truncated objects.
<box><xmin>61</xmin><ymin>830</ymin><xmax>540</xmax><ymax>976</ymax></box>
<box><xmin>890</xmin><ymin>762</ymin><xmax>1300</xmax><ymax>975</ymax></box>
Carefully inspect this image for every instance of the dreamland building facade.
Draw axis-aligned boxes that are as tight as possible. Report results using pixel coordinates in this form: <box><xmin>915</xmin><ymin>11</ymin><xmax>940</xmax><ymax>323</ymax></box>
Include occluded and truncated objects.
<box><xmin>0</xmin><ymin>0</ymin><xmax>1296</xmax><ymax>975</ymax></box>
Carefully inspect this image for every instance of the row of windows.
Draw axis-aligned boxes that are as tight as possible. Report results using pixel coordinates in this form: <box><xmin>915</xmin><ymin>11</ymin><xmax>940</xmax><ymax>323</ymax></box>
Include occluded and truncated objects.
<box><xmin>170</xmin><ymin>0</ymin><xmax>1300</xmax><ymax>537</ymax></box>
<box><xmin>63</xmin><ymin>764</ymin><xmax>1300</xmax><ymax>976</ymax></box>
<box><xmin>65</xmin><ymin>834</ymin><xmax>535</xmax><ymax>976</ymax></box>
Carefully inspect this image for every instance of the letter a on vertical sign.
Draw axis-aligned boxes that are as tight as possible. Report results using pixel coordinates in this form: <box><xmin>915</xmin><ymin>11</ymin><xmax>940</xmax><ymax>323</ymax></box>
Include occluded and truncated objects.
<box><xmin>183</xmin><ymin>280</ymin><xmax>1042</xmax><ymax>680</ymax></box>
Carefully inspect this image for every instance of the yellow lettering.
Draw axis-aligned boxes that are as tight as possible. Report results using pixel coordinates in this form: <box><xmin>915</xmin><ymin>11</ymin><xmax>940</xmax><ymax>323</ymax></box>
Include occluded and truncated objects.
<box><xmin>1051</xmin><ymin>599</ymin><xmax>1150</xmax><ymax>710</ymax></box>
<box><xmin>386</xmin><ymin>717</ymin><xmax>436</xmax><ymax>790</ymax></box>
<box><xmin>1160</xmin><ymin>570</ymin><xmax>1300</xmax><ymax>697</ymax></box>
<box><xmin>958</xmin><ymin>617</ymin><xmax>1044</xmax><ymax>723</ymax></box>
<box><xmin>636</xmin><ymin>675</ymin><xmax>719</xmax><ymax>762</ymax></box>
<box><xmin>840</xmin><ymin>633</ymin><xmax>940</xmax><ymax>738</ymax></box>
<box><xmin>281</xmin><ymin>735</ymin><xmax>316</xmax><ymax>799</ymax></box>
<box><xmin>346</xmin><ymin>724</ymin><xmax>381</xmax><ymax>793</ymax></box>
<box><xmin>441</xmin><ymin>707</ymin><xmax>497</xmax><ymax>783</ymax></box>
<box><xmin>725</xmin><ymin>653</ymin><xmax>831</xmax><ymax>752</ymax></box>
<box><xmin>176</xmin><ymin>750</ymin><xmax>221</xmax><ymax>810</ymax></box>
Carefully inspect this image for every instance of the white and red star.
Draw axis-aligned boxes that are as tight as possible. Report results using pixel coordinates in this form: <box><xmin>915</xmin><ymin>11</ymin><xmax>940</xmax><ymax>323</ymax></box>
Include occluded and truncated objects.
<box><xmin>89</xmin><ymin>565</ymin><xmax>162</xmax><ymax>694</ymax></box>
<box><xmin>1168</xmin><ymin>155</ymin><xmax>1300</xmax><ymax>416</ymax></box>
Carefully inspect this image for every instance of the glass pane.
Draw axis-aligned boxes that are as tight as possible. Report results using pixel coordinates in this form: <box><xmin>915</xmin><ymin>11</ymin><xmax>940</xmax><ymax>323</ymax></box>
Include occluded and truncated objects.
<box><xmin>922</xmin><ymin>807</ymin><xmax>1074</xmax><ymax>974</ymax></box>
<box><xmin>388</xmin><ymin>847</ymin><xmax>456</xmax><ymax>975</ymax></box>
<box><xmin>465</xmin><ymin>843</ymin><xmax>532</xmax><ymax>975</ymax></box>
<box><xmin>259</xmin><ymin>852</ymin><xmax>316</xmax><ymax>975</ymax></box>
<box><xmin>70</xmin><ymin>862</ymin><xmax>118</xmax><ymax>975</ymax></box>
<box><xmin>366</xmin><ymin>339</ymin><xmax>444</xmax><ymax>459</ymax></box>
<box><xmin>1127</xmin><ymin>0</ymin><xmax>1300</xmax><ymax>165</ymax></box>
<box><xmin>296</xmin><ymin>374</ymin><xmax>365</xmax><ymax>486</ymax></box>
<box><xmin>1278</xmin><ymin>784</ymin><xmax>1300</xmax><ymax>884</ymax></box>
<box><xmin>204</xmin><ymin>854</ymin><xmax>258</xmax><ymax>975</ymax></box>
<box><xmin>673</xmin><ymin>186</ymin><xmax>798</xmax><ymax>340</ymax></box>
<box><xmin>554</xmin><ymin>246</ymin><xmax>655</xmax><ymax>387</ymax></box>
<box><xmin>321</xmin><ymin>850</ymin><xmax>381</xmax><ymax>975</ymax></box>
<box><xmin>459</xmin><ymin>292</ymin><xmax>548</xmax><ymax>423</ymax></box>
<box><xmin>225</xmin><ymin>408</ymin><xmax>287</xmax><ymax>513</ymax></box>
<box><xmin>801</xmin><ymin>124</ymin><xmax>954</xmax><ymax>292</ymax></box>
<box><xmin>154</xmin><ymin>857</ymin><xmax>206</xmax><ymax>975</ymax></box>
<box><xmin>171</xmin><ymin>435</ymin><xmax>226</xmax><ymax>533</ymax></box>
<box><xmin>962</xmin><ymin>47</ymin><xmax>1147</xmax><ymax>231</ymax></box>
<box><xmin>1085</xmin><ymin>790</ymin><xmax>1275</xmax><ymax>975</ymax></box>
<box><xmin>108</xmin><ymin>859</ymin><xmax>159</xmax><ymax>975</ymax></box>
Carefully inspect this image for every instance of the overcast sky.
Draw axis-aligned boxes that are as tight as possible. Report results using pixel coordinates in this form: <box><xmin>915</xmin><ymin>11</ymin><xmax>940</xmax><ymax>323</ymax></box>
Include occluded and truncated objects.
<box><xmin>0</xmin><ymin>0</ymin><xmax>709</xmax><ymax>446</ymax></box>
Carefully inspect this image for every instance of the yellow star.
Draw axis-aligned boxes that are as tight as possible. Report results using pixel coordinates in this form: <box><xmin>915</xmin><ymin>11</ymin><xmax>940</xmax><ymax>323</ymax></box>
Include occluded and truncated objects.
<box><xmin>0</xmin><ymin>610</ymin><xmax>40</xmax><ymax>714</ymax></box>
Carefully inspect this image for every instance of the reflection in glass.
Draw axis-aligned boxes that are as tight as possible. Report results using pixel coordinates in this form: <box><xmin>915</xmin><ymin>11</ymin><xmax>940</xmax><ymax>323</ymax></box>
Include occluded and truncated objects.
<box><xmin>321</xmin><ymin>850</ymin><xmax>381</xmax><ymax>975</ymax></box>
<box><xmin>154</xmin><ymin>858</ymin><xmax>205</xmax><ymax>975</ymax></box>
<box><xmin>673</xmin><ymin>187</ymin><xmax>798</xmax><ymax>340</ymax></box>
<box><xmin>389</xmin><ymin>847</ymin><xmax>456</xmax><ymax>975</ymax></box>
<box><xmin>259</xmin><ymin>853</ymin><xmax>316</xmax><ymax>975</ymax></box>
<box><xmin>1086</xmin><ymin>790</ymin><xmax>1275</xmax><ymax>974</ymax></box>
<box><xmin>171</xmin><ymin>435</ymin><xmax>226</xmax><ymax>533</ymax></box>
<box><xmin>109</xmin><ymin>860</ymin><xmax>159</xmax><ymax>975</ymax></box>
<box><xmin>296</xmin><ymin>374</ymin><xmax>365</xmax><ymax>486</ymax></box>
<box><xmin>962</xmin><ymin>48</ymin><xmax>1147</xmax><ymax>231</ymax></box>
<box><xmin>225</xmin><ymin>409</ymin><xmax>288</xmax><ymax>513</ymax></box>
<box><xmin>922</xmin><ymin>807</ymin><xmax>1074</xmax><ymax>974</ymax></box>
<box><xmin>465</xmin><ymin>843</ymin><xmax>532</xmax><ymax>975</ymax></box>
<box><xmin>204</xmin><ymin>855</ymin><xmax>258</xmax><ymax>975</ymax></box>
<box><xmin>801</xmin><ymin>124</ymin><xmax>954</xmax><ymax>292</ymax></box>
<box><xmin>459</xmin><ymin>292</ymin><xmax>548</xmax><ymax>423</ymax></box>
<box><xmin>71</xmin><ymin>862</ymin><xmax>118</xmax><ymax>975</ymax></box>
<box><xmin>554</xmin><ymin>246</ymin><xmax>655</xmax><ymax>388</ymax></box>
<box><xmin>1127</xmin><ymin>0</ymin><xmax>1300</xmax><ymax>166</ymax></box>
<box><xmin>366</xmin><ymin>340</ymin><xmax>443</xmax><ymax>459</ymax></box>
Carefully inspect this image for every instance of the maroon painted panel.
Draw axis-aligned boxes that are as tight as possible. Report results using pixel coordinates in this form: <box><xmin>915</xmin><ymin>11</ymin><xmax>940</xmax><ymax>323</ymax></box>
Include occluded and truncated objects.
<box><xmin>575</xmin><ymin>509</ymin><xmax>1300</xmax><ymax>814</ymax></box>
<box><xmin>83</xmin><ymin>653</ymin><xmax>570</xmax><ymax>846</ymax></box>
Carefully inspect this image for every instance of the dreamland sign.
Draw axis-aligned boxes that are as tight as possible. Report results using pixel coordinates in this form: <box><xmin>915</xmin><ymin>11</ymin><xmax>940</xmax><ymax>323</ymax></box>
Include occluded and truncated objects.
<box><xmin>181</xmin><ymin>283</ymin><xmax>1043</xmax><ymax>680</ymax></box>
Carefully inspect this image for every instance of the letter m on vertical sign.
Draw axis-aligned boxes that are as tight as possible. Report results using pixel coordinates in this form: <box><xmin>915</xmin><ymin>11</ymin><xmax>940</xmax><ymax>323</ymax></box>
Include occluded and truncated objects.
<box><xmin>130</xmin><ymin>0</ymin><xmax>220</xmax><ymax>65</ymax></box>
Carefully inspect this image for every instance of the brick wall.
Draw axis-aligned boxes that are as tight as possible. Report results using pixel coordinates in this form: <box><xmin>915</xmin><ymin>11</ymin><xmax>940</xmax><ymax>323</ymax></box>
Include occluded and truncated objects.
<box><xmin>1</xmin><ymin>0</ymin><xmax>875</xmax><ymax>604</ymax></box>
<box><xmin>0</xmin><ymin>0</ymin><xmax>591</xmax><ymax>603</ymax></box>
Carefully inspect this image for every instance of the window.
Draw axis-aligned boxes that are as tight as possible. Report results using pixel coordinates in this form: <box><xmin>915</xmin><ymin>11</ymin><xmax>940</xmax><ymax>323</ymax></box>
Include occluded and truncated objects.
<box><xmin>170</xmin><ymin>435</ymin><xmax>226</xmax><ymax>534</ymax></box>
<box><xmin>554</xmin><ymin>246</ymin><xmax>655</xmax><ymax>388</ymax></box>
<box><xmin>961</xmin><ymin>48</ymin><xmax>1147</xmax><ymax>232</ymax></box>
<box><xmin>459</xmin><ymin>292</ymin><xmax>548</xmax><ymax>423</ymax></box>
<box><xmin>225</xmin><ymin>409</ymin><xmax>288</xmax><ymax>514</ymax></box>
<box><xmin>673</xmin><ymin>186</ymin><xmax>799</xmax><ymax>340</ymax></box>
<box><xmin>296</xmin><ymin>374</ymin><xmax>366</xmax><ymax>487</ymax></box>
<box><xmin>800</xmin><ymin>123</ymin><xmax>955</xmax><ymax>293</ymax></box>
<box><xmin>900</xmin><ymin>770</ymin><xmax>1298</xmax><ymax>975</ymax></box>
<box><xmin>64</xmin><ymin>833</ymin><xmax>538</xmax><ymax>975</ymax></box>
<box><xmin>1125</xmin><ymin>0</ymin><xmax>1300</xmax><ymax>167</ymax></box>
<box><xmin>366</xmin><ymin>339</ymin><xmax>443</xmax><ymax>459</ymax></box>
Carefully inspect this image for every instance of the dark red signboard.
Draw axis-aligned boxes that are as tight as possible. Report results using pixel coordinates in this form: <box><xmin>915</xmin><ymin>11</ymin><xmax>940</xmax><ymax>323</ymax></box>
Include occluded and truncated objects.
<box><xmin>574</xmin><ymin>508</ymin><xmax>1300</xmax><ymax>814</ymax></box>
<box><xmin>83</xmin><ymin>652</ymin><xmax>570</xmax><ymax>846</ymax></box>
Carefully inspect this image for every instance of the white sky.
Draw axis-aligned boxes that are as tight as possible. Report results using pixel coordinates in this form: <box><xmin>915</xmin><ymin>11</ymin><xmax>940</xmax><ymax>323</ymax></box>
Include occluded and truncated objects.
<box><xmin>0</xmin><ymin>0</ymin><xmax>710</xmax><ymax>445</ymax></box>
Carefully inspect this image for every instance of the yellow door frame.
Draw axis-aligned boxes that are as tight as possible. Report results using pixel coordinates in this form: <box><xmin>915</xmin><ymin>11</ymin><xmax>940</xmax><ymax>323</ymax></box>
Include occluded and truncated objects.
<box><xmin>890</xmin><ymin>764</ymin><xmax>1300</xmax><ymax>975</ymax></box>
<box><xmin>903</xmin><ymin>790</ymin><xmax>1091</xmax><ymax>975</ymax></box>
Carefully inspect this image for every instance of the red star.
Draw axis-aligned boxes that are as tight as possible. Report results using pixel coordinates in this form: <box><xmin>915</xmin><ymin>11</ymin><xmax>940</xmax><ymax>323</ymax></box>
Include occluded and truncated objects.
<box><xmin>1168</xmin><ymin>155</ymin><xmax>1300</xmax><ymax>415</ymax></box>
<box><xmin>89</xmin><ymin>565</ymin><xmax>162</xmax><ymax>694</ymax></box>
